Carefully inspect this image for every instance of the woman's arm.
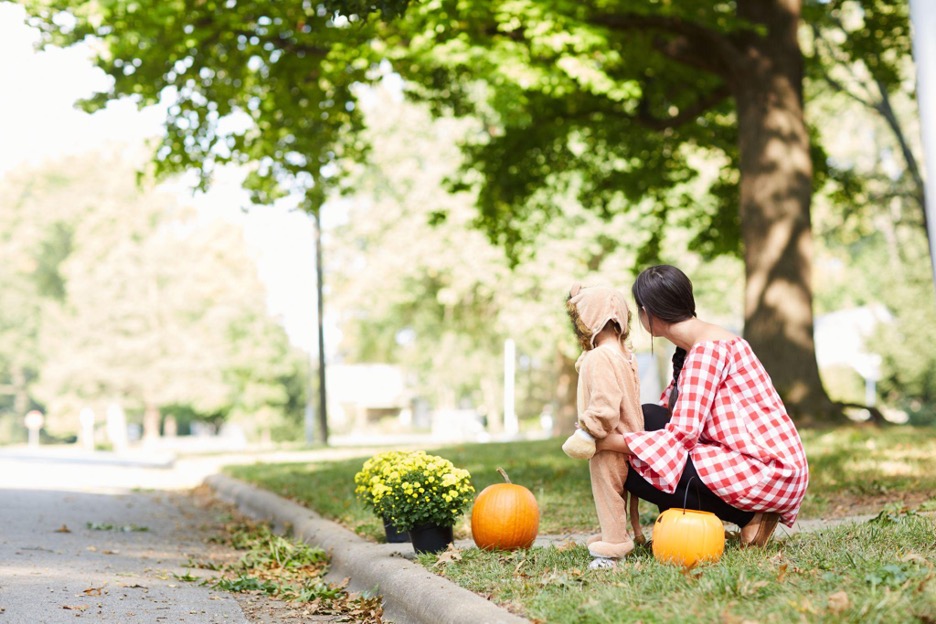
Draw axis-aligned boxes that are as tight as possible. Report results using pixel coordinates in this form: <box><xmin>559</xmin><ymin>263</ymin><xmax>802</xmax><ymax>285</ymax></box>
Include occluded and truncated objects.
<box><xmin>595</xmin><ymin>432</ymin><xmax>633</xmax><ymax>455</ymax></box>
<box><xmin>620</xmin><ymin>342</ymin><xmax>729</xmax><ymax>491</ymax></box>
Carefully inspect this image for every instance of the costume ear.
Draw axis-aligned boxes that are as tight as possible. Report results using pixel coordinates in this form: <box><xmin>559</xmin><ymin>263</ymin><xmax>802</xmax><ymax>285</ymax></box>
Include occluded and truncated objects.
<box><xmin>569</xmin><ymin>282</ymin><xmax>582</xmax><ymax>298</ymax></box>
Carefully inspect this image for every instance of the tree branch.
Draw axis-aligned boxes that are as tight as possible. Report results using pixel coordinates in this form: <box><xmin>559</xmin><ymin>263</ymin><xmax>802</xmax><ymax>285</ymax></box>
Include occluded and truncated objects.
<box><xmin>872</xmin><ymin>76</ymin><xmax>927</xmax><ymax>217</ymax></box>
<box><xmin>589</xmin><ymin>13</ymin><xmax>743</xmax><ymax>79</ymax></box>
<box><xmin>636</xmin><ymin>83</ymin><xmax>732</xmax><ymax>130</ymax></box>
<box><xmin>811</xmin><ymin>23</ymin><xmax>927</xmax><ymax>228</ymax></box>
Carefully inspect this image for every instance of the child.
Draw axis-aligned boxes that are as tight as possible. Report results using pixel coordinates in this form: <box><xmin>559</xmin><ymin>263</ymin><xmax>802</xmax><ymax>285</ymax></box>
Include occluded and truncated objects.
<box><xmin>561</xmin><ymin>282</ymin><xmax>645</xmax><ymax>568</ymax></box>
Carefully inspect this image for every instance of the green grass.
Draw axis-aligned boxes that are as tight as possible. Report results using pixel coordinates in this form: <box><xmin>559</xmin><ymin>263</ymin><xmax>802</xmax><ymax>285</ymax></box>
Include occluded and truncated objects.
<box><xmin>224</xmin><ymin>425</ymin><xmax>936</xmax><ymax>623</ymax></box>
<box><xmin>227</xmin><ymin>437</ymin><xmax>598</xmax><ymax>540</ymax></box>
<box><xmin>798</xmin><ymin>426</ymin><xmax>936</xmax><ymax>517</ymax></box>
<box><xmin>226</xmin><ymin>425</ymin><xmax>936</xmax><ymax>539</ymax></box>
<box><xmin>427</xmin><ymin>510</ymin><xmax>936</xmax><ymax>623</ymax></box>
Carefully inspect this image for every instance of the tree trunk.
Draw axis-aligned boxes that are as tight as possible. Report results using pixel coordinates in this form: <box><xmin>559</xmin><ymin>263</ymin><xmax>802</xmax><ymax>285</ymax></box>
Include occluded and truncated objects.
<box><xmin>733</xmin><ymin>0</ymin><xmax>837</xmax><ymax>422</ymax></box>
<box><xmin>480</xmin><ymin>376</ymin><xmax>503</xmax><ymax>434</ymax></box>
<box><xmin>552</xmin><ymin>350</ymin><xmax>578</xmax><ymax>436</ymax></box>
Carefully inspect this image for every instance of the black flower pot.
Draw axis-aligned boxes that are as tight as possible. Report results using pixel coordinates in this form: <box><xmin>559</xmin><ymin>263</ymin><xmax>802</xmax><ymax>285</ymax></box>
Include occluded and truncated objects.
<box><xmin>383</xmin><ymin>517</ymin><xmax>410</xmax><ymax>543</ymax></box>
<box><xmin>409</xmin><ymin>523</ymin><xmax>454</xmax><ymax>554</ymax></box>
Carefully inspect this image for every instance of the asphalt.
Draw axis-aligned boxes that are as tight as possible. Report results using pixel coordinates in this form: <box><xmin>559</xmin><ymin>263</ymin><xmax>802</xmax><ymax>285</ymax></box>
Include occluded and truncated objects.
<box><xmin>0</xmin><ymin>460</ymin><xmax>250</xmax><ymax>623</ymax></box>
<box><xmin>0</xmin><ymin>444</ymin><xmax>880</xmax><ymax>624</ymax></box>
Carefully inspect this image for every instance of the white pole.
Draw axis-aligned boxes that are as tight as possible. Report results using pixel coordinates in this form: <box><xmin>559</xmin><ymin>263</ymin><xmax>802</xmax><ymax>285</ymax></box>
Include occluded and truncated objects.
<box><xmin>910</xmin><ymin>0</ymin><xmax>936</xmax><ymax>292</ymax></box>
<box><xmin>503</xmin><ymin>338</ymin><xmax>518</xmax><ymax>435</ymax></box>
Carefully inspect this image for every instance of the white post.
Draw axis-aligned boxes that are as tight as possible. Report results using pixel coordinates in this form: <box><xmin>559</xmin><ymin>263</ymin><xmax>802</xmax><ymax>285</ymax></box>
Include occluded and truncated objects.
<box><xmin>503</xmin><ymin>338</ymin><xmax>518</xmax><ymax>436</ymax></box>
<box><xmin>79</xmin><ymin>407</ymin><xmax>95</xmax><ymax>451</ymax></box>
<box><xmin>106</xmin><ymin>403</ymin><xmax>128</xmax><ymax>452</ymax></box>
<box><xmin>910</xmin><ymin>0</ymin><xmax>936</xmax><ymax>292</ymax></box>
<box><xmin>24</xmin><ymin>410</ymin><xmax>43</xmax><ymax>448</ymax></box>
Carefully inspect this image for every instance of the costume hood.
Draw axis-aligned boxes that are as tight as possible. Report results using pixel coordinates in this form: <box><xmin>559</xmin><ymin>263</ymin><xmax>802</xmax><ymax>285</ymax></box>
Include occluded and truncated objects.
<box><xmin>567</xmin><ymin>282</ymin><xmax>632</xmax><ymax>351</ymax></box>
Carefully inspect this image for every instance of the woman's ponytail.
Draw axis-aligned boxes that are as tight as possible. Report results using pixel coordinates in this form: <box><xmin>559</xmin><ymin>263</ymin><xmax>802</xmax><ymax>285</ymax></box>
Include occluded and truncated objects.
<box><xmin>668</xmin><ymin>347</ymin><xmax>687</xmax><ymax>410</ymax></box>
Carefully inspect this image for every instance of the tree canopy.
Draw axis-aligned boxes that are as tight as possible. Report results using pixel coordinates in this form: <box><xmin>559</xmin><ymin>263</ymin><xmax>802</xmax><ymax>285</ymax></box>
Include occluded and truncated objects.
<box><xmin>0</xmin><ymin>150</ymin><xmax>307</xmax><ymax>442</ymax></box>
<box><xmin>20</xmin><ymin>0</ymin><xmax>918</xmax><ymax>421</ymax></box>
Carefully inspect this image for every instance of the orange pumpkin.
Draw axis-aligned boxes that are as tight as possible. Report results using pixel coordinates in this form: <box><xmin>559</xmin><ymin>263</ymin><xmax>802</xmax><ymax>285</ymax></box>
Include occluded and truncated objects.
<box><xmin>652</xmin><ymin>508</ymin><xmax>725</xmax><ymax>567</ymax></box>
<box><xmin>471</xmin><ymin>467</ymin><xmax>540</xmax><ymax>550</ymax></box>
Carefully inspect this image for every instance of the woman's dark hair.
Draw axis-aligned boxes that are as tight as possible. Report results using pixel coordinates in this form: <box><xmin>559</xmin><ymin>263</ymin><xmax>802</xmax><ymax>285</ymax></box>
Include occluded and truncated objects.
<box><xmin>631</xmin><ymin>265</ymin><xmax>697</xmax><ymax>324</ymax></box>
<box><xmin>632</xmin><ymin>265</ymin><xmax>697</xmax><ymax>410</ymax></box>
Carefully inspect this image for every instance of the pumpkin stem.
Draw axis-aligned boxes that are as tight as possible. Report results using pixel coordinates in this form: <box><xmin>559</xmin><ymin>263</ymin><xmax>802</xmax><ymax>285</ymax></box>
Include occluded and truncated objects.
<box><xmin>496</xmin><ymin>467</ymin><xmax>511</xmax><ymax>484</ymax></box>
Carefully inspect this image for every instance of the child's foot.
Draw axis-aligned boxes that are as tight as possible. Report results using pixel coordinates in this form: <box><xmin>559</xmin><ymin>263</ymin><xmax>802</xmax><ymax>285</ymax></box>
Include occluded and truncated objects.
<box><xmin>588</xmin><ymin>539</ymin><xmax>634</xmax><ymax>559</ymax></box>
<box><xmin>588</xmin><ymin>557</ymin><xmax>617</xmax><ymax>570</ymax></box>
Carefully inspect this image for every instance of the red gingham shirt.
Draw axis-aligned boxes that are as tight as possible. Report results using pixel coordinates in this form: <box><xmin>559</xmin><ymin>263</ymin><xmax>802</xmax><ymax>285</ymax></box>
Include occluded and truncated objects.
<box><xmin>623</xmin><ymin>338</ymin><xmax>809</xmax><ymax>526</ymax></box>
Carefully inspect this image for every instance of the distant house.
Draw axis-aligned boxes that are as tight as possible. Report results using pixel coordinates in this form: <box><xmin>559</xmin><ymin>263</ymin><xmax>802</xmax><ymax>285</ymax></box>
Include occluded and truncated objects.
<box><xmin>815</xmin><ymin>305</ymin><xmax>892</xmax><ymax>381</ymax></box>
<box><xmin>327</xmin><ymin>364</ymin><xmax>412</xmax><ymax>432</ymax></box>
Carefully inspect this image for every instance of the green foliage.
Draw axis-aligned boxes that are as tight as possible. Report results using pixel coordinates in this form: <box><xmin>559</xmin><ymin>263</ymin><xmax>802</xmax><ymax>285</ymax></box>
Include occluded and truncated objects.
<box><xmin>24</xmin><ymin>0</ymin><xmax>384</xmax><ymax>208</ymax></box>
<box><xmin>329</xmin><ymin>90</ymin><xmax>745</xmax><ymax>428</ymax></box>
<box><xmin>19</xmin><ymin>0</ymin><xmax>921</xmax><ymax>420</ymax></box>
<box><xmin>353</xmin><ymin>449</ymin><xmax>414</xmax><ymax>512</ymax></box>
<box><xmin>352</xmin><ymin>450</ymin><xmax>475</xmax><ymax>532</ymax></box>
<box><xmin>0</xmin><ymin>150</ymin><xmax>307</xmax><ymax>440</ymax></box>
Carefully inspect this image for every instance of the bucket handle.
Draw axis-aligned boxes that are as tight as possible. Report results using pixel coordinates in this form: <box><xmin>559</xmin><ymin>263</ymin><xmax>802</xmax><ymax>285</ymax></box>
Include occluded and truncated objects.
<box><xmin>681</xmin><ymin>475</ymin><xmax>702</xmax><ymax>515</ymax></box>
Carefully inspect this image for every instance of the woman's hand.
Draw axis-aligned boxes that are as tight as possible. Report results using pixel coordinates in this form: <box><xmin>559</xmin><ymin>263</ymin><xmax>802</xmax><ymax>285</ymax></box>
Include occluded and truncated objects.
<box><xmin>595</xmin><ymin>431</ymin><xmax>632</xmax><ymax>455</ymax></box>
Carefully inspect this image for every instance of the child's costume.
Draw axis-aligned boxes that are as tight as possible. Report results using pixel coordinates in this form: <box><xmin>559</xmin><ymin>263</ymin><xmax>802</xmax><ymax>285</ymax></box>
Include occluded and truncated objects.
<box><xmin>561</xmin><ymin>283</ymin><xmax>645</xmax><ymax>566</ymax></box>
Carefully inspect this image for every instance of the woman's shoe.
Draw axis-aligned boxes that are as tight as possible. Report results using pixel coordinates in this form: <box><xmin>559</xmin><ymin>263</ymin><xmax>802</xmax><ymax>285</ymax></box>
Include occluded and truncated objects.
<box><xmin>741</xmin><ymin>512</ymin><xmax>780</xmax><ymax>547</ymax></box>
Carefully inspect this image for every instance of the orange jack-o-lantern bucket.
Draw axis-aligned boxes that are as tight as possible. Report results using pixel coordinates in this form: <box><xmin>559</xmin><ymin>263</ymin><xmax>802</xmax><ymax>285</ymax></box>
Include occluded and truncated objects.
<box><xmin>652</xmin><ymin>507</ymin><xmax>725</xmax><ymax>567</ymax></box>
<box><xmin>651</xmin><ymin>476</ymin><xmax>726</xmax><ymax>567</ymax></box>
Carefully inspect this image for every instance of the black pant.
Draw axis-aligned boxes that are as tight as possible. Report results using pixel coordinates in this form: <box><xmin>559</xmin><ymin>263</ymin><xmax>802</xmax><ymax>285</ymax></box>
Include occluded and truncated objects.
<box><xmin>625</xmin><ymin>404</ymin><xmax>755</xmax><ymax>528</ymax></box>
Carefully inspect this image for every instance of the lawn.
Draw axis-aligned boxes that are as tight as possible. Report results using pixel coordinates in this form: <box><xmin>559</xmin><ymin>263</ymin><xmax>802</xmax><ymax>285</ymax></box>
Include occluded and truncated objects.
<box><xmin>225</xmin><ymin>425</ymin><xmax>936</xmax><ymax>623</ymax></box>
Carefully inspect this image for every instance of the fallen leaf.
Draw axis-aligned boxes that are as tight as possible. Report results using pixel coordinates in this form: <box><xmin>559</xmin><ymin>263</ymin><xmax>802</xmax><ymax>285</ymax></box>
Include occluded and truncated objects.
<box><xmin>82</xmin><ymin>585</ymin><xmax>106</xmax><ymax>596</ymax></box>
<box><xmin>54</xmin><ymin>524</ymin><xmax>71</xmax><ymax>533</ymax></box>
<box><xmin>85</xmin><ymin>546</ymin><xmax>97</xmax><ymax>552</ymax></box>
<box><xmin>777</xmin><ymin>563</ymin><xmax>789</xmax><ymax>582</ymax></box>
<box><xmin>62</xmin><ymin>605</ymin><xmax>89</xmax><ymax>611</ymax></box>
<box><xmin>433</xmin><ymin>548</ymin><xmax>462</xmax><ymax>568</ymax></box>
<box><xmin>680</xmin><ymin>566</ymin><xmax>703</xmax><ymax>581</ymax></box>
<box><xmin>798</xmin><ymin>598</ymin><xmax>818</xmax><ymax>615</ymax></box>
<box><xmin>827</xmin><ymin>591</ymin><xmax>849</xmax><ymax>613</ymax></box>
<box><xmin>554</xmin><ymin>540</ymin><xmax>579</xmax><ymax>552</ymax></box>
<box><xmin>900</xmin><ymin>553</ymin><xmax>929</xmax><ymax>565</ymax></box>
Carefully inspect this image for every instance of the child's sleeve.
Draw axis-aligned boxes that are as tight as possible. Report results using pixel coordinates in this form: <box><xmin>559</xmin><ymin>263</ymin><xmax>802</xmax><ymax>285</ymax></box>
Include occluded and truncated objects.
<box><xmin>578</xmin><ymin>350</ymin><xmax>624</xmax><ymax>439</ymax></box>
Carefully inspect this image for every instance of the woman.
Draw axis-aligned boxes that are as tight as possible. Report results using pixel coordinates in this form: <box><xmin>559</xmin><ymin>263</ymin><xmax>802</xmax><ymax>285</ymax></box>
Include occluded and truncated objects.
<box><xmin>593</xmin><ymin>265</ymin><xmax>809</xmax><ymax>546</ymax></box>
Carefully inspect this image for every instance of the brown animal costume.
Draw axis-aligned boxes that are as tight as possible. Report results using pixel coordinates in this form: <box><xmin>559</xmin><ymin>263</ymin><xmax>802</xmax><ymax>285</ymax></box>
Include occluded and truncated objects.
<box><xmin>562</xmin><ymin>283</ymin><xmax>645</xmax><ymax>566</ymax></box>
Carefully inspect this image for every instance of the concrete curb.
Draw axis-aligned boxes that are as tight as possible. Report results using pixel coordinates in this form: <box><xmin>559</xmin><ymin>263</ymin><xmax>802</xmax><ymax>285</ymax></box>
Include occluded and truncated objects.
<box><xmin>205</xmin><ymin>474</ymin><xmax>530</xmax><ymax>624</ymax></box>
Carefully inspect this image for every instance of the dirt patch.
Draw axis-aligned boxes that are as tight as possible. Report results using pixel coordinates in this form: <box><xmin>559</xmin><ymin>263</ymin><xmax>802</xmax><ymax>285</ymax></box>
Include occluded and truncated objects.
<box><xmin>816</xmin><ymin>492</ymin><xmax>933</xmax><ymax>519</ymax></box>
<box><xmin>233</xmin><ymin>592</ymin><xmax>359</xmax><ymax>623</ymax></box>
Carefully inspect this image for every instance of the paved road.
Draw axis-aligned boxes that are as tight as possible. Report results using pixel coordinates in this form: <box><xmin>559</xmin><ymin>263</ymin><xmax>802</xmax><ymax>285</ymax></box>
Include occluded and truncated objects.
<box><xmin>0</xmin><ymin>446</ymin><xmax>381</xmax><ymax>624</ymax></box>
<box><xmin>0</xmin><ymin>479</ymin><xmax>247</xmax><ymax>623</ymax></box>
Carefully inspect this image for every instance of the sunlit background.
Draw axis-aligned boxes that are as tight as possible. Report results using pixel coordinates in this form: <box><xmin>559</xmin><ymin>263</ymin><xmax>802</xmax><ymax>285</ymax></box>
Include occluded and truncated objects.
<box><xmin>1</xmin><ymin>1</ymin><xmax>933</xmax><ymax>457</ymax></box>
